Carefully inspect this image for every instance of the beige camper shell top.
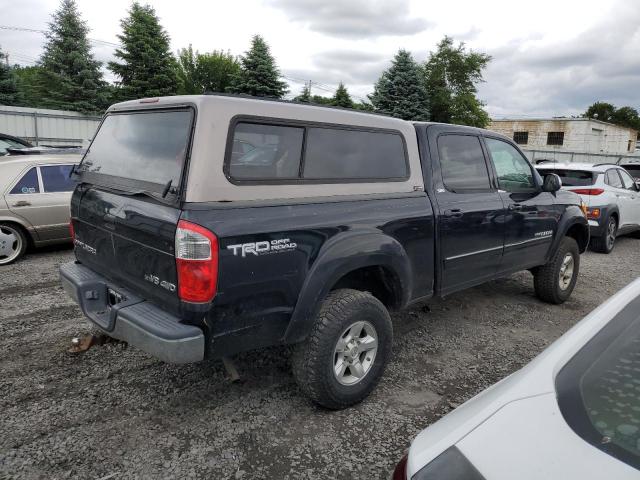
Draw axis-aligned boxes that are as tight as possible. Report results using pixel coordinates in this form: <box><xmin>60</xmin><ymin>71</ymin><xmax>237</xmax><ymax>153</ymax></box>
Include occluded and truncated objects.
<box><xmin>107</xmin><ymin>95</ymin><xmax>424</xmax><ymax>203</ymax></box>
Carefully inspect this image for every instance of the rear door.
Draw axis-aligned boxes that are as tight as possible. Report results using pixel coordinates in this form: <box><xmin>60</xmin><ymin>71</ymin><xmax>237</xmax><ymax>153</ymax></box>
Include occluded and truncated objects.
<box><xmin>429</xmin><ymin>131</ymin><xmax>504</xmax><ymax>295</ymax></box>
<box><xmin>606</xmin><ymin>169</ymin><xmax>633</xmax><ymax>227</ymax></box>
<box><xmin>36</xmin><ymin>164</ymin><xmax>76</xmax><ymax>240</ymax></box>
<box><xmin>484</xmin><ymin>136</ymin><xmax>558</xmax><ymax>272</ymax></box>
<box><xmin>73</xmin><ymin>107</ymin><xmax>194</xmax><ymax>312</ymax></box>
<box><xmin>618</xmin><ymin>169</ymin><xmax>640</xmax><ymax>226</ymax></box>
<box><xmin>5</xmin><ymin>166</ymin><xmax>45</xmax><ymax>239</ymax></box>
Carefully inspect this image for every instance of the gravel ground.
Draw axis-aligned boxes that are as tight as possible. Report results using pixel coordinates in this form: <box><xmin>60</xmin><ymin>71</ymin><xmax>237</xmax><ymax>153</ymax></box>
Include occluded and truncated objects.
<box><xmin>1</xmin><ymin>238</ymin><xmax>639</xmax><ymax>480</ymax></box>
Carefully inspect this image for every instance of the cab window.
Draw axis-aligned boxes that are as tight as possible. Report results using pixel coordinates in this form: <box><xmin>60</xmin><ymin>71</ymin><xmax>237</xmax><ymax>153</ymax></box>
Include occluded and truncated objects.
<box><xmin>437</xmin><ymin>135</ymin><xmax>491</xmax><ymax>191</ymax></box>
<box><xmin>9</xmin><ymin>167</ymin><xmax>40</xmax><ymax>194</ymax></box>
<box><xmin>41</xmin><ymin>165</ymin><xmax>76</xmax><ymax>192</ymax></box>
<box><xmin>485</xmin><ymin>138</ymin><xmax>535</xmax><ymax>191</ymax></box>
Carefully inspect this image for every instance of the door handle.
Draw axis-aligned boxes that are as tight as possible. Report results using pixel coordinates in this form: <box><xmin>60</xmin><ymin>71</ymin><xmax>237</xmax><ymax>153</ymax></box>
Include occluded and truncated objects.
<box><xmin>12</xmin><ymin>200</ymin><xmax>31</xmax><ymax>207</ymax></box>
<box><xmin>444</xmin><ymin>209</ymin><xmax>463</xmax><ymax>218</ymax></box>
<box><xmin>508</xmin><ymin>203</ymin><xmax>523</xmax><ymax>211</ymax></box>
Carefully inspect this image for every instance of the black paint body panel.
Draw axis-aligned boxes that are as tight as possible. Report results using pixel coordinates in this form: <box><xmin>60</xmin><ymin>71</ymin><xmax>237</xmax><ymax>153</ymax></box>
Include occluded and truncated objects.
<box><xmin>67</xmin><ymin>121</ymin><xmax>588</xmax><ymax>360</ymax></box>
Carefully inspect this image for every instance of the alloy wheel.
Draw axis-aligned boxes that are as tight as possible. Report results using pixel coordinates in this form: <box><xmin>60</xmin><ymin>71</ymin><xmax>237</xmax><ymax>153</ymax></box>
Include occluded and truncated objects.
<box><xmin>333</xmin><ymin>321</ymin><xmax>378</xmax><ymax>386</ymax></box>
<box><xmin>0</xmin><ymin>225</ymin><xmax>22</xmax><ymax>265</ymax></box>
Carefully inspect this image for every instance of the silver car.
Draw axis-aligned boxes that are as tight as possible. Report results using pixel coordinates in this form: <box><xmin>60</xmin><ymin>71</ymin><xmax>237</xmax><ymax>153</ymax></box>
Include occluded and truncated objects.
<box><xmin>0</xmin><ymin>154</ymin><xmax>80</xmax><ymax>264</ymax></box>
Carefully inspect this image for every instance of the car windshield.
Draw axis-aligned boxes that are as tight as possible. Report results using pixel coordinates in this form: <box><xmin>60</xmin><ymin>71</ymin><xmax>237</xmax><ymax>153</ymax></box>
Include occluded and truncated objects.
<box><xmin>536</xmin><ymin>168</ymin><xmax>595</xmax><ymax>187</ymax></box>
<box><xmin>0</xmin><ymin>138</ymin><xmax>28</xmax><ymax>155</ymax></box>
<box><xmin>78</xmin><ymin>109</ymin><xmax>193</xmax><ymax>190</ymax></box>
<box><xmin>557</xmin><ymin>295</ymin><xmax>640</xmax><ymax>470</ymax></box>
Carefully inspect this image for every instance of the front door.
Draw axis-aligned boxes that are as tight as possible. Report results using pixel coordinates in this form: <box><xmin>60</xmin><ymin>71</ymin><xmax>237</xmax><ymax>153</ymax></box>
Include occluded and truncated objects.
<box><xmin>617</xmin><ymin>169</ymin><xmax>640</xmax><ymax>227</ymax></box>
<box><xmin>433</xmin><ymin>133</ymin><xmax>504</xmax><ymax>295</ymax></box>
<box><xmin>483</xmin><ymin>137</ymin><xmax>559</xmax><ymax>273</ymax></box>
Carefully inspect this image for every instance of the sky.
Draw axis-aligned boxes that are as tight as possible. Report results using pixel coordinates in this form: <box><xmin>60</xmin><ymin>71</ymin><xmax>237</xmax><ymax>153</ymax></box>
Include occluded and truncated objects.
<box><xmin>0</xmin><ymin>0</ymin><xmax>638</xmax><ymax>118</ymax></box>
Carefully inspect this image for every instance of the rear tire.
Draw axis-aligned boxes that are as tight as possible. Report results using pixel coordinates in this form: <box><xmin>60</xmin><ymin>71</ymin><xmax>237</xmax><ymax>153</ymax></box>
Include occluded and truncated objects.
<box><xmin>534</xmin><ymin>237</ymin><xmax>580</xmax><ymax>304</ymax></box>
<box><xmin>590</xmin><ymin>216</ymin><xmax>617</xmax><ymax>254</ymax></box>
<box><xmin>291</xmin><ymin>289</ymin><xmax>392</xmax><ymax>410</ymax></box>
<box><xmin>0</xmin><ymin>223</ymin><xmax>28</xmax><ymax>265</ymax></box>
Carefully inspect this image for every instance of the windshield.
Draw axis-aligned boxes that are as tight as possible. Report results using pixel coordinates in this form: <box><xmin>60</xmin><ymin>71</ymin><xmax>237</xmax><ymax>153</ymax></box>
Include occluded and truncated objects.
<box><xmin>79</xmin><ymin>109</ymin><xmax>193</xmax><ymax>190</ymax></box>
<box><xmin>536</xmin><ymin>168</ymin><xmax>595</xmax><ymax>187</ymax></box>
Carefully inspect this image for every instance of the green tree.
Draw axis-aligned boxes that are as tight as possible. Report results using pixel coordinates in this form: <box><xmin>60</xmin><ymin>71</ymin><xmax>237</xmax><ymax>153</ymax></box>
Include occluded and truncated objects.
<box><xmin>611</xmin><ymin>106</ymin><xmax>640</xmax><ymax>131</ymax></box>
<box><xmin>584</xmin><ymin>102</ymin><xmax>616</xmax><ymax>123</ymax></box>
<box><xmin>310</xmin><ymin>94</ymin><xmax>332</xmax><ymax>105</ymax></box>
<box><xmin>369</xmin><ymin>49</ymin><xmax>429</xmax><ymax>121</ymax></box>
<box><xmin>331</xmin><ymin>82</ymin><xmax>353</xmax><ymax>108</ymax></box>
<box><xmin>109</xmin><ymin>2</ymin><xmax>178</xmax><ymax>100</ymax></box>
<box><xmin>12</xmin><ymin>66</ymin><xmax>48</xmax><ymax>107</ymax></box>
<box><xmin>228</xmin><ymin>35</ymin><xmax>288</xmax><ymax>98</ymax></box>
<box><xmin>0</xmin><ymin>48</ymin><xmax>22</xmax><ymax>105</ymax></box>
<box><xmin>353</xmin><ymin>100</ymin><xmax>374</xmax><ymax>112</ymax></box>
<box><xmin>39</xmin><ymin>0</ymin><xmax>107</xmax><ymax>112</ymax></box>
<box><xmin>423</xmin><ymin>36</ymin><xmax>491</xmax><ymax>127</ymax></box>
<box><xmin>175</xmin><ymin>45</ymin><xmax>240</xmax><ymax>94</ymax></box>
<box><xmin>294</xmin><ymin>83</ymin><xmax>311</xmax><ymax>102</ymax></box>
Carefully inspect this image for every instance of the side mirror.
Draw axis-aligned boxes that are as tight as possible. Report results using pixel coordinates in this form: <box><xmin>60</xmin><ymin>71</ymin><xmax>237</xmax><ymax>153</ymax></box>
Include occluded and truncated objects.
<box><xmin>542</xmin><ymin>173</ymin><xmax>562</xmax><ymax>192</ymax></box>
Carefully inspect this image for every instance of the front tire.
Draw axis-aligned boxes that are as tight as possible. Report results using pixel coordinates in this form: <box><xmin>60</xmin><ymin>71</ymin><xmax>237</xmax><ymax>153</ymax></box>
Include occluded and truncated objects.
<box><xmin>291</xmin><ymin>289</ymin><xmax>392</xmax><ymax>410</ymax></box>
<box><xmin>534</xmin><ymin>237</ymin><xmax>580</xmax><ymax>304</ymax></box>
<box><xmin>0</xmin><ymin>223</ymin><xmax>28</xmax><ymax>265</ymax></box>
<box><xmin>590</xmin><ymin>216</ymin><xmax>617</xmax><ymax>253</ymax></box>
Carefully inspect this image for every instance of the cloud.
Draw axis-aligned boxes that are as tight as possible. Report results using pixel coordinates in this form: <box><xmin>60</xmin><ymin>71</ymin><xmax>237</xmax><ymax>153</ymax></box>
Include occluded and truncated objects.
<box><xmin>480</xmin><ymin>1</ymin><xmax>640</xmax><ymax>117</ymax></box>
<box><xmin>266</xmin><ymin>0</ymin><xmax>431</xmax><ymax>38</ymax></box>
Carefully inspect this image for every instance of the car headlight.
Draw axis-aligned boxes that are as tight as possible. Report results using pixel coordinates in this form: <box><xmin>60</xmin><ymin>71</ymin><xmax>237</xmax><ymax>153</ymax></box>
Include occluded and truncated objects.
<box><xmin>412</xmin><ymin>447</ymin><xmax>485</xmax><ymax>480</ymax></box>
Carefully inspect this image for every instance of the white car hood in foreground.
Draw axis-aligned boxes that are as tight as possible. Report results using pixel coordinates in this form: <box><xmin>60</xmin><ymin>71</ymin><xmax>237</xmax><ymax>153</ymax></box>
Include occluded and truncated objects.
<box><xmin>407</xmin><ymin>278</ymin><xmax>640</xmax><ymax>479</ymax></box>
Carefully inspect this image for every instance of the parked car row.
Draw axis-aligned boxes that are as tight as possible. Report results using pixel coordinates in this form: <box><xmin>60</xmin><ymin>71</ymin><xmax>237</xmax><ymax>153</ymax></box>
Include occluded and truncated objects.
<box><xmin>536</xmin><ymin>163</ymin><xmax>640</xmax><ymax>253</ymax></box>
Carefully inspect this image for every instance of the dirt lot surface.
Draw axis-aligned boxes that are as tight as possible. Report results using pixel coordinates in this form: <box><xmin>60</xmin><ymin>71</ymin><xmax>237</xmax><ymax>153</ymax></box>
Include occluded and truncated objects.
<box><xmin>1</xmin><ymin>238</ymin><xmax>639</xmax><ymax>479</ymax></box>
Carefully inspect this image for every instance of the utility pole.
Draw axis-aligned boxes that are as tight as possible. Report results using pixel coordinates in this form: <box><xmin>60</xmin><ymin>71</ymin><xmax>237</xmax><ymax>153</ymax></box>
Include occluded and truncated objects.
<box><xmin>4</xmin><ymin>53</ymin><xmax>8</xmax><ymax>66</ymax></box>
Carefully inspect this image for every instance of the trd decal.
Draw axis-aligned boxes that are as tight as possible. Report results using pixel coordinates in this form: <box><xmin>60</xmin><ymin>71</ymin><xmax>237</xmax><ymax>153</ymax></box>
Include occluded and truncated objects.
<box><xmin>227</xmin><ymin>238</ymin><xmax>297</xmax><ymax>257</ymax></box>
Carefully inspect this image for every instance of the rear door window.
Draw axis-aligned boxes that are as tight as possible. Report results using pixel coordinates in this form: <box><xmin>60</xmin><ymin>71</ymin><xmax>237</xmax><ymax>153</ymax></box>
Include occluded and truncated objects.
<box><xmin>606</xmin><ymin>169</ymin><xmax>624</xmax><ymax>188</ymax></box>
<box><xmin>9</xmin><ymin>167</ymin><xmax>40</xmax><ymax>194</ymax></box>
<box><xmin>619</xmin><ymin>170</ymin><xmax>637</xmax><ymax>190</ymax></box>
<box><xmin>437</xmin><ymin>135</ymin><xmax>491</xmax><ymax>191</ymax></box>
<box><xmin>41</xmin><ymin>165</ymin><xmax>76</xmax><ymax>192</ymax></box>
<box><xmin>536</xmin><ymin>169</ymin><xmax>595</xmax><ymax>187</ymax></box>
<box><xmin>228</xmin><ymin>123</ymin><xmax>303</xmax><ymax>180</ymax></box>
<box><xmin>79</xmin><ymin>109</ymin><xmax>193</xmax><ymax>191</ymax></box>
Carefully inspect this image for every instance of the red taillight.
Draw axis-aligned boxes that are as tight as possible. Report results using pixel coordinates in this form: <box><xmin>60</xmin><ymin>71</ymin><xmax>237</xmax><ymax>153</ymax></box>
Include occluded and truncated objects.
<box><xmin>175</xmin><ymin>220</ymin><xmax>218</xmax><ymax>303</ymax></box>
<box><xmin>392</xmin><ymin>454</ymin><xmax>408</xmax><ymax>480</ymax></box>
<box><xmin>69</xmin><ymin>218</ymin><xmax>75</xmax><ymax>240</ymax></box>
<box><xmin>570</xmin><ymin>188</ymin><xmax>605</xmax><ymax>195</ymax></box>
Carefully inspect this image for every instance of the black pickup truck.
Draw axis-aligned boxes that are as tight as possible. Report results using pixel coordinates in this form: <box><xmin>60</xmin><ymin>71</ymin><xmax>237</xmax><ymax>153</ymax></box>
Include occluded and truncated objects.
<box><xmin>60</xmin><ymin>95</ymin><xmax>589</xmax><ymax>409</ymax></box>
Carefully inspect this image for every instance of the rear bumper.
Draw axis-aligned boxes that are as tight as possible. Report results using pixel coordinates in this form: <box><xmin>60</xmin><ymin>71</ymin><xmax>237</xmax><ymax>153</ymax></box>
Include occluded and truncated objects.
<box><xmin>59</xmin><ymin>262</ymin><xmax>204</xmax><ymax>364</ymax></box>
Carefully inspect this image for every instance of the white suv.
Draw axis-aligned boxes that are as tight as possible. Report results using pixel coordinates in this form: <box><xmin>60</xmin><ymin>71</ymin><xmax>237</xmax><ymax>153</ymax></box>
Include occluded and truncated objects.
<box><xmin>536</xmin><ymin>163</ymin><xmax>640</xmax><ymax>253</ymax></box>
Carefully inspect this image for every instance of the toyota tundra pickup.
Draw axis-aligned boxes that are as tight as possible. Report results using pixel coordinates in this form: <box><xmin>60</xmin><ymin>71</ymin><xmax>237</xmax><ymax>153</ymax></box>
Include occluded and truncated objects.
<box><xmin>60</xmin><ymin>95</ymin><xmax>589</xmax><ymax>409</ymax></box>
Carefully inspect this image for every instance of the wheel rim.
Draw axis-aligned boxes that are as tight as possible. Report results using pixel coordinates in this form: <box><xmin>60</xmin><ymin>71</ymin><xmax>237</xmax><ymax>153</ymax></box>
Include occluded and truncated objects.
<box><xmin>0</xmin><ymin>225</ymin><xmax>22</xmax><ymax>265</ymax></box>
<box><xmin>606</xmin><ymin>219</ymin><xmax>616</xmax><ymax>250</ymax></box>
<box><xmin>333</xmin><ymin>320</ymin><xmax>378</xmax><ymax>386</ymax></box>
<box><xmin>558</xmin><ymin>253</ymin><xmax>575</xmax><ymax>291</ymax></box>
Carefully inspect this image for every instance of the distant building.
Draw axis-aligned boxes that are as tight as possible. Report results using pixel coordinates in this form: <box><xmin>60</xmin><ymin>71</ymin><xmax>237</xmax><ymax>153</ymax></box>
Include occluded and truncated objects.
<box><xmin>488</xmin><ymin>118</ymin><xmax>638</xmax><ymax>160</ymax></box>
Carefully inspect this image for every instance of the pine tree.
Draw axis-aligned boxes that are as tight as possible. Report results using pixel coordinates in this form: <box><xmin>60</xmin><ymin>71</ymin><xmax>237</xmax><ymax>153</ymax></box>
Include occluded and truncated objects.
<box><xmin>228</xmin><ymin>35</ymin><xmax>288</xmax><ymax>98</ymax></box>
<box><xmin>39</xmin><ymin>0</ymin><xmax>107</xmax><ymax>112</ymax></box>
<box><xmin>294</xmin><ymin>83</ymin><xmax>311</xmax><ymax>102</ymax></box>
<box><xmin>331</xmin><ymin>82</ymin><xmax>353</xmax><ymax>108</ymax></box>
<box><xmin>0</xmin><ymin>48</ymin><xmax>22</xmax><ymax>106</ymax></box>
<box><xmin>109</xmin><ymin>2</ymin><xmax>178</xmax><ymax>100</ymax></box>
<box><xmin>369</xmin><ymin>49</ymin><xmax>429</xmax><ymax>121</ymax></box>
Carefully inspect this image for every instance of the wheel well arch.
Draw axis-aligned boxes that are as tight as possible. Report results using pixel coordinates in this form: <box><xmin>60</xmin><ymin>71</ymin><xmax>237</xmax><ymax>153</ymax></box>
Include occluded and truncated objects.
<box><xmin>330</xmin><ymin>265</ymin><xmax>402</xmax><ymax>310</ymax></box>
<box><xmin>0</xmin><ymin>220</ymin><xmax>34</xmax><ymax>247</ymax></box>
<box><xmin>565</xmin><ymin>222</ymin><xmax>589</xmax><ymax>253</ymax></box>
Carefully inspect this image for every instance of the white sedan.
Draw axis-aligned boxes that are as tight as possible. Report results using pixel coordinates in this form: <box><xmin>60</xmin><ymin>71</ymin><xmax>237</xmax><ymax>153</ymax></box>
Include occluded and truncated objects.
<box><xmin>393</xmin><ymin>278</ymin><xmax>640</xmax><ymax>479</ymax></box>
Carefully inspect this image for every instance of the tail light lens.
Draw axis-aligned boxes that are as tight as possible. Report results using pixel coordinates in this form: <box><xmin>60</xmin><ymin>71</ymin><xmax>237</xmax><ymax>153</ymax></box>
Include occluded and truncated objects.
<box><xmin>175</xmin><ymin>220</ymin><xmax>218</xmax><ymax>303</ymax></box>
<box><xmin>69</xmin><ymin>218</ymin><xmax>75</xmax><ymax>240</ymax></box>
<box><xmin>570</xmin><ymin>188</ymin><xmax>605</xmax><ymax>195</ymax></box>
